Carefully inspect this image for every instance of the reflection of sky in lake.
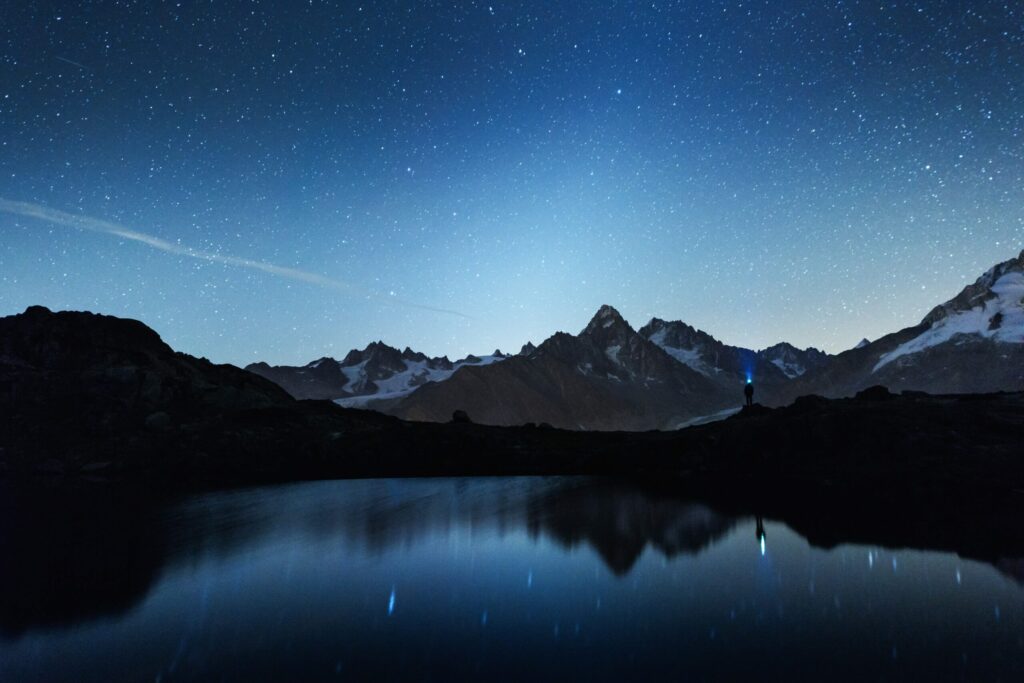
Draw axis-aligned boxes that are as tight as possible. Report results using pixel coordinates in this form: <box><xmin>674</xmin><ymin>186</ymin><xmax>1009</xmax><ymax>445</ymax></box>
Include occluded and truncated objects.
<box><xmin>1</xmin><ymin>478</ymin><xmax>1021</xmax><ymax>681</ymax></box>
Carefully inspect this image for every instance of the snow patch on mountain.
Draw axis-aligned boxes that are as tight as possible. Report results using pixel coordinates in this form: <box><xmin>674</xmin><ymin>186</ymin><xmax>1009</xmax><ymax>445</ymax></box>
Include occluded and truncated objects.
<box><xmin>605</xmin><ymin>344</ymin><xmax>622</xmax><ymax>365</ymax></box>
<box><xmin>341</xmin><ymin>362</ymin><xmax>369</xmax><ymax>392</ymax></box>
<box><xmin>673</xmin><ymin>406</ymin><xmax>741</xmax><ymax>429</ymax></box>
<box><xmin>769</xmin><ymin>358</ymin><xmax>804</xmax><ymax>379</ymax></box>
<box><xmin>646</xmin><ymin>328</ymin><xmax>718</xmax><ymax>376</ymax></box>
<box><xmin>874</xmin><ymin>272</ymin><xmax>1024</xmax><ymax>371</ymax></box>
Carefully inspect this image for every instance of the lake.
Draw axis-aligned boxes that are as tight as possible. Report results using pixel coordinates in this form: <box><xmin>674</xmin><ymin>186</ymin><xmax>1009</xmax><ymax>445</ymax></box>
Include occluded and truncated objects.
<box><xmin>0</xmin><ymin>477</ymin><xmax>1021</xmax><ymax>681</ymax></box>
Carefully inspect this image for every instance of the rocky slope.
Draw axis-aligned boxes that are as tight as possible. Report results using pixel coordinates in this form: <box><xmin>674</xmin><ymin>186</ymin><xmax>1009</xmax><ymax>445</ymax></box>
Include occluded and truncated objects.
<box><xmin>0</xmin><ymin>306</ymin><xmax>395</xmax><ymax>475</ymax></box>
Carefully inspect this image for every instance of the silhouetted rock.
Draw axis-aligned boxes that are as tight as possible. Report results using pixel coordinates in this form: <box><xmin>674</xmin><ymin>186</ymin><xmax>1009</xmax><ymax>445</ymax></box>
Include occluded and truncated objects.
<box><xmin>855</xmin><ymin>385</ymin><xmax>893</xmax><ymax>401</ymax></box>
<box><xmin>451</xmin><ymin>409</ymin><xmax>472</xmax><ymax>424</ymax></box>
<box><xmin>734</xmin><ymin>403</ymin><xmax>773</xmax><ymax>418</ymax></box>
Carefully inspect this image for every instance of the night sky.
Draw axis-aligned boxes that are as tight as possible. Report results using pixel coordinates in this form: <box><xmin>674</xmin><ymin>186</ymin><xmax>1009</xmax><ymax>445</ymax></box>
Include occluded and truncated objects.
<box><xmin>2</xmin><ymin>1</ymin><xmax>1022</xmax><ymax>365</ymax></box>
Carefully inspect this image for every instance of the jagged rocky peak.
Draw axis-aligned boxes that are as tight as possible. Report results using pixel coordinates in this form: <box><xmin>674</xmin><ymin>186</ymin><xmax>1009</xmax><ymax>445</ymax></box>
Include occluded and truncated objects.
<box><xmin>854</xmin><ymin>338</ymin><xmax>871</xmax><ymax>350</ymax></box>
<box><xmin>578</xmin><ymin>306</ymin><xmax>649</xmax><ymax>371</ymax></box>
<box><xmin>759</xmin><ymin>341</ymin><xmax>828</xmax><ymax>360</ymax></box>
<box><xmin>302</xmin><ymin>356</ymin><xmax>344</xmax><ymax>379</ymax></box>
<box><xmin>342</xmin><ymin>340</ymin><xmax>404</xmax><ymax>371</ymax></box>
<box><xmin>637</xmin><ymin>317</ymin><xmax>732</xmax><ymax>377</ymax></box>
<box><xmin>583</xmin><ymin>305</ymin><xmax>630</xmax><ymax>335</ymax></box>
<box><xmin>402</xmin><ymin>347</ymin><xmax>429</xmax><ymax>363</ymax></box>
<box><xmin>306</xmin><ymin>356</ymin><xmax>340</xmax><ymax>369</ymax></box>
<box><xmin>757</xmin><ymin>342</ymin><xmax>829</xmax><ymax>379</ymax></box>
<box><xmin>639</xmin><ymin>317</ymin><xmax>716</xmax><ymax>350</ymax></box>
<box><xmin>519</xmin><ymin>341</ymin><xmax>537</xmax><ymax>356</ymax></box>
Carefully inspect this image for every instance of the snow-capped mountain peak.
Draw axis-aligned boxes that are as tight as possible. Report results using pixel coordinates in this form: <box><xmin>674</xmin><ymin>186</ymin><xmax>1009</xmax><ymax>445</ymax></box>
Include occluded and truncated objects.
<box><xmin>922</xmin><ymin>250</ymin><xmax>1024</xmax><ymax>326</ymax></box>
<box><xmin>874</xmin><ymin>250</ymin><xmax>1024</xmax><ymax>371</ymax></box>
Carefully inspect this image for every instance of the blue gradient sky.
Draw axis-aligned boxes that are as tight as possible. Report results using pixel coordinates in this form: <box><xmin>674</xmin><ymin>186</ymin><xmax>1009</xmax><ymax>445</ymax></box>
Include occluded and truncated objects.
<box><xmin>2</xmin><ymin>1</ymin><xmax>1022</xmax><ymax>365</ymax></box>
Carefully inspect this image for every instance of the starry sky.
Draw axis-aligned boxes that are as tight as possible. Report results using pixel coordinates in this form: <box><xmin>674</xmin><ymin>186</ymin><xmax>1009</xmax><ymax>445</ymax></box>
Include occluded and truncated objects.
<box><xmin>2</xmin><ymin>1</ymin><xmax>1022</xmax><ymax>366</ymax></box>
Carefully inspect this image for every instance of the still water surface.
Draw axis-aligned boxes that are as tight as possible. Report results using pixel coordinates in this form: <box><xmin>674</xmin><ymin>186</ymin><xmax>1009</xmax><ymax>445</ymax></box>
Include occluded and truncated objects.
<box><xmin>1</xmin><ymin>477</ymin><xmax>1021</xmax><ymax>681</ymax></box>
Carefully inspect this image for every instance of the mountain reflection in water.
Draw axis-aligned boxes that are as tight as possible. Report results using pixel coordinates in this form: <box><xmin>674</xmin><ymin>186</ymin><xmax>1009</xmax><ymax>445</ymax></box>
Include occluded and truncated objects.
<box><xmin>1</xmin><ymin>477</ymin><xmax>1022</xmax><ymax>681</ymax></box>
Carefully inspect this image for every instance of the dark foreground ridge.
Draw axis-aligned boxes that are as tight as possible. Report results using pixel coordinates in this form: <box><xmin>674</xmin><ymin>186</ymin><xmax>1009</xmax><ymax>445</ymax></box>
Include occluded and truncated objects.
<box><xmin>2</xmin><ymin>306</ymin><xmax>1024</xmax><ymax>495</ymax></box>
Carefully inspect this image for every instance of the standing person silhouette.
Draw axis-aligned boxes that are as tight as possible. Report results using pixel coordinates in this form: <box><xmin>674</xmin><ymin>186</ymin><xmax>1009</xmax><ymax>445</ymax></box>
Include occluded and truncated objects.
<box><xmin>744</xmin><ymin>378</ymin><xmax>754</xmax><ymax>407</ymax></box>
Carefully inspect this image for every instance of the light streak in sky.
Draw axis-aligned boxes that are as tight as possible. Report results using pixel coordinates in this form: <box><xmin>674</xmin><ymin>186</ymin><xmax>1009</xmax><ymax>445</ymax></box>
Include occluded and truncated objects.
<box><xmin>55</xmin><ymin>56</ymin><xmax>91</xmax><ymax>70</ymax></box>
<box><xmin>0</xmin><ymin>198</ymin><xmax>471</xmax><ymax>319</ymax></box>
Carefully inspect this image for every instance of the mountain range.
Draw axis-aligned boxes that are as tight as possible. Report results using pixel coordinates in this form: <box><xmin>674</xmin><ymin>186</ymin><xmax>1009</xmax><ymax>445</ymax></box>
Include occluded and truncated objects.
<box><xmin>246</xmin><ymin>344</ymin><xmax>508</xmax><ymax>406</ymax></box>
<box><xmin>247</xmin><ymin>249</ymin><xmax>1024</xmax><ymax>430</ymax></box>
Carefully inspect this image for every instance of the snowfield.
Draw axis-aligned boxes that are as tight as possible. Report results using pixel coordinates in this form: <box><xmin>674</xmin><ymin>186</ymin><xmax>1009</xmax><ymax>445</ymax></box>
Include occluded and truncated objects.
<box><xmin>646</xmin><ymin>328</ymin><xmax>719</xmax><ymax>376</ymax></box>
<box><xmin>770</xmin><ymin>358</ymin><xmax>805</xmax><ymax>379</ymax></box>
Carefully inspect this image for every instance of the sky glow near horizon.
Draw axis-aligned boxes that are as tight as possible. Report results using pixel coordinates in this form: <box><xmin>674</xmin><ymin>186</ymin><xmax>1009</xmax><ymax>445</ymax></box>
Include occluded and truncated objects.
<box><xmin>1</xmin><ymin>2</ymin><xmax>1022</xmax><ymax>365</ymax></box>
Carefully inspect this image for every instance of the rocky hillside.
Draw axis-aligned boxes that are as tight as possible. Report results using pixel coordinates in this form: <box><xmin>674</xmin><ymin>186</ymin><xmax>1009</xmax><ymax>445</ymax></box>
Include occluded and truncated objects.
<box><xmin>0</xmin><ymin>306</ymin><xmax>393</xmax><ymax>474</ymax></box>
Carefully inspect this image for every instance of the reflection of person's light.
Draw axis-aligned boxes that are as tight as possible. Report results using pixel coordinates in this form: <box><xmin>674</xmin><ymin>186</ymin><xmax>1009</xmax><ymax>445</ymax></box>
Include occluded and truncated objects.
<box><xmin>388</xmin><ymin>586</ymin><xmax>396</xmax><ymax>615</ymax></box>
<box><xmin>746</xmin><ymin>375</ymin><xmax>752</xmax><ymax>384</ymax></box>
<box><xmin>759</xmin><ymin>534</ymin><xmax>766</xmax><ymax>556</ymax></box>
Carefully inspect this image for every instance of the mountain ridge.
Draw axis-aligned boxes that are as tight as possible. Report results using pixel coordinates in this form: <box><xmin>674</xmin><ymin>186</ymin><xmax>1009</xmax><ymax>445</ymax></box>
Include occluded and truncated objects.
<box><xmin>243</xmin><ymin>249</ymin><xmax>1024</xmax><ymax>429</ymax></box>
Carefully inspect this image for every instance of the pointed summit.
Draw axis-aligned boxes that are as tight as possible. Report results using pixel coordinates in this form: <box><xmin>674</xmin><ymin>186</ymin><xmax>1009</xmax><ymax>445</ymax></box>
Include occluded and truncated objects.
<box><xmin>582</xmin><ymin>305</ymin><xmax>629</xmax><ymax>335</ymax></box>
